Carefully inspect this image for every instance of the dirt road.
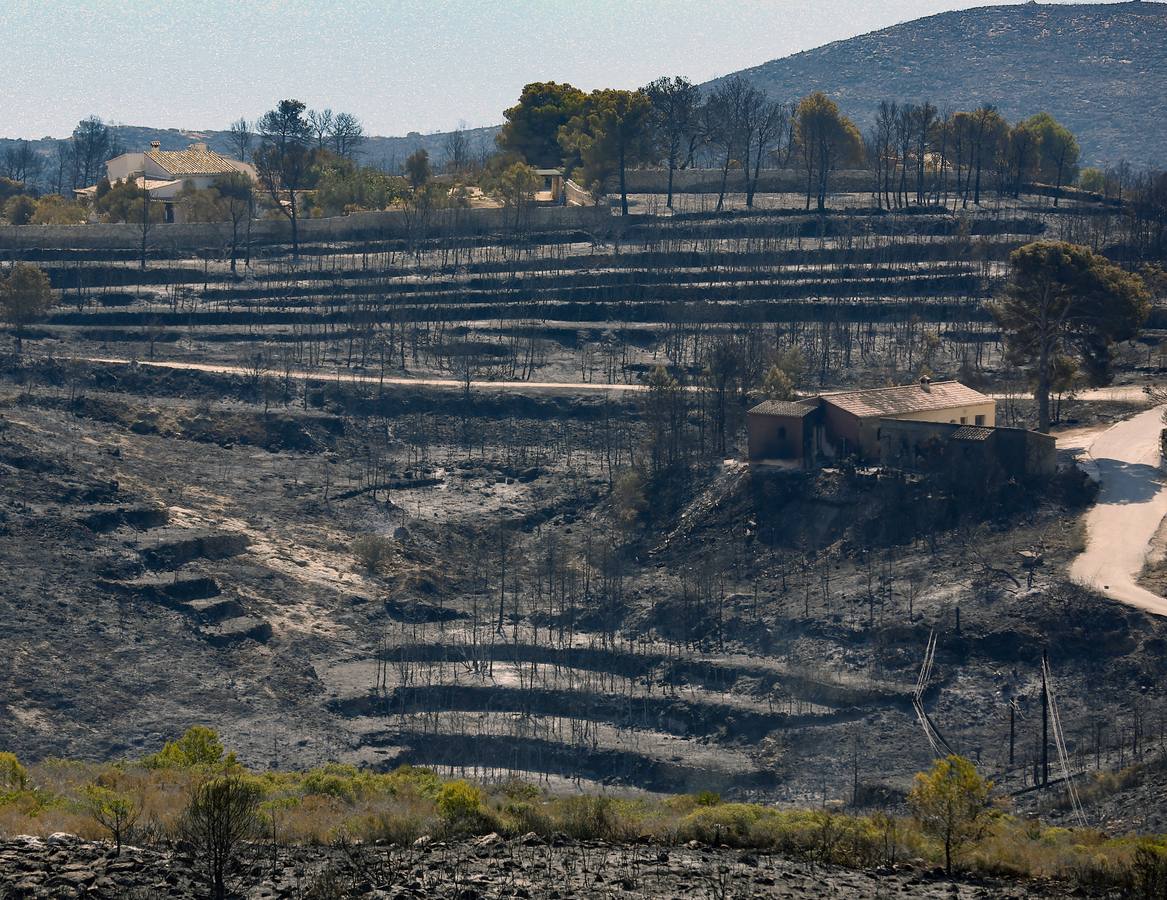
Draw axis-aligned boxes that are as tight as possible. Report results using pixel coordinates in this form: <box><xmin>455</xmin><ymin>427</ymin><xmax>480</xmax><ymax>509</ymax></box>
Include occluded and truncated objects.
<box><xmin>43</xmin><ymin>356</ymin><xmax>1161</xmax><ymax>404</ymax></box>
<box><xmin>60</xmin><ymin>356</ymin><xmax>651</xmax><ymax>394</ymax></box>
<box><xmin>1070</xmin><ymin>405</ymin><xmax>1167</xmax><ymax>616</ymax></box>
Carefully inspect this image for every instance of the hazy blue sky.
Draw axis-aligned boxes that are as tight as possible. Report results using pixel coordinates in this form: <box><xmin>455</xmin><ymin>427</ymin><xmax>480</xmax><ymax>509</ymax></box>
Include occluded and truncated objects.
<box><xmin>1</xmin><ymin>0</ymin><xmax>1109</xmax><ymax>139</ymax></box>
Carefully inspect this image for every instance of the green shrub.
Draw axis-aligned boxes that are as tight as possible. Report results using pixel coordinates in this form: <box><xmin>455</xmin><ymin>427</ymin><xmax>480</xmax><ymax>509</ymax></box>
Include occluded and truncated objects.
<box><xmin>679</xmin><ymin>803</ymin><xmax>764</xmax><ymax>845</ymax></box>
<box><xmin>144</xmin><ymin>726</ymin><xmax>232</xmax><ymax>770</ymax></box>
<box><xmin>1133</xmin><ymin>842</ymin><xmax>1167</xmax><ymax>898</ymax></box>
<box><xmin>497</xmin><ymin>799</ymin><xmax>552</xmax><ymax>837</ymax></box>
<box><xmin>436</xmin><ymin>780</ymin><xmax>484</xmax><ymax>827</ymax></box>
<box><xmin>555</xmin><ymin>795</ymin><xmax>621</xmax><ymax>841</ymax></box>
<box><xmin>301</xmin><ymin>769</ymin><xmax>358</xmax><ymax>803</ymax></box>
<box><xmin>0</xmin><ymin>752</ymin><xmax>28</xmax><ymax>791</ymax></box>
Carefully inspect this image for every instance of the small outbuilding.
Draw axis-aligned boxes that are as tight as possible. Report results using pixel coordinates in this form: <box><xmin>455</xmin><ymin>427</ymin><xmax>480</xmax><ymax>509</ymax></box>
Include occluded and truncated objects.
<box><xmin>533</xmin><ymin>168</ymin><xmax>565</xmax><ymax>204</ymax></box>
<box><xmin>746</xmin><ymin>399</ymin><xmax>820</xmax><ymax>461</ymax></box>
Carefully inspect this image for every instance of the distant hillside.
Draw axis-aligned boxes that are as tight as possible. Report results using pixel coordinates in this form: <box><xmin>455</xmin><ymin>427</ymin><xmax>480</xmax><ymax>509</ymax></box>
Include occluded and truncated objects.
<box><xmin>705</xmin><ymin>1</ymin><xmax>1167</xmax><ymax>168</ymax></box>
<box><xmin>0</xmin><ymin>122</ymin><xmax>499</xmax><ymax>179</ymax></box>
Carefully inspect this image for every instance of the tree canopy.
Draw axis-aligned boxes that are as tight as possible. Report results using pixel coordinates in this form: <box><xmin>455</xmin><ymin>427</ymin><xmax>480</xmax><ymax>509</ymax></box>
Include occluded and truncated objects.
<box><xmin>643</xmin><ymin>76</ymin><xmax>700</xmax><ymax>209</ymax></box>
<box><xmin>497</xmin><ymin>82</ymin><xmax>587</xmax><ymax>168</ymax></box>
<box><xmin>1027</xmin><ymin>112</ymin><xmax>1081</xmax><ymax>202</ymax></box>
<box><xmin>559</xmin><ymin>89</ymin><xmax>654</xmax><ymax>214</ymax></box>
<box><xmin>908</xmin><ymin>755</ymin><xmax>992</xmax><ymax>875</ymax></box>
<box><xmin>794</xmin><ymin>92</ymin><xmax>863</xmax><ymax>211</ymax></box>
<box><xmin>1</xmin><ymin>263</ymin><xmax>56</xmax><ymax>354</ymax></box>
<box><xmin>990</xmin><ymin>241</ymin><xmax>1150</xmax><ymax>431</ymax></box>
<box><xmin>254</xmin><ymin>99</ymin><xmax>314</xmax><ymax>258</ymax></box>
<box><xmin>405</xmin><ymin>148</ymin><xmax>432</xmax><ymax>191</ymax></box>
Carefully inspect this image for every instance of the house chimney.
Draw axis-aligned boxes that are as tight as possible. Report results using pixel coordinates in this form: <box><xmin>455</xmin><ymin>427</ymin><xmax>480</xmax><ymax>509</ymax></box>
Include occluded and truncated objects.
<box><xmin>150</xmin><ymin>140</ymin><xmax>161</xmax><ymax>150</ymax></box>
<box><xmin>919</xmin><ymin>375</ymin><xmax>931</xmax><ymax>392</ymax></box>
<box><xmin>189</xmin><ymin>142</ymin><xmax>207</xmax><ymax>152</ymax></box>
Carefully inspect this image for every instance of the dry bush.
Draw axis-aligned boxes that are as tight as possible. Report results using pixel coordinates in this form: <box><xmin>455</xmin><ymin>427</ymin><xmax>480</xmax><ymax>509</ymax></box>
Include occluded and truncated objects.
<box><xmin>352</xmin><ymin>535</ymin><xmax>393</xmax><ymax>574</ymax></box>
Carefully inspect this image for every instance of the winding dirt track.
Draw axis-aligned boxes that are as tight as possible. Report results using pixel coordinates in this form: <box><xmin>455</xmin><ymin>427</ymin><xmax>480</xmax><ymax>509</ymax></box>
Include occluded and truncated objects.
<box><xmin>1070</xmin><ymin>405</ymin><xmax>1167</xmax><ymax>616</ymax></box>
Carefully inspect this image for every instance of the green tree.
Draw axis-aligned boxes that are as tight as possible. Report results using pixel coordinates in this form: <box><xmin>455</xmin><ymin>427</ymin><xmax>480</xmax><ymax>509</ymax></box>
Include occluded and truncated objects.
<box><xmin>559</xmin><ymin>89</ymin><xmax>653</xmax><ymax>215</ymax></box>
<box><xmin>177</xmin><ymin>183</ymin><xmax>227</xmax><ymax>223</ymax></box>
<box><xmin>484</xmin><ymin>161</ymin><xmax>541</xmax><ymax>230</ymax></box>
<box><xmin>762</xmin><ymin>366</ymin><xmax>795</xmax><ymax>401</ymax></box>
<box><xmin>1027</xmin><ymin>112</ymin><xmax>1080</xmax><ymax>205</ymax></box>
<box><xmin>94</xmin><ymin>179</ymin><xmax>161</xmax><ymax>225</ymax></box>
<box><xmin>2</xmin><ymin>263</ymin><xmax>56</xmax><ymax>355</ymax></box>
<box><xmin>0</xmin><ymin>752</ymin><xmax>28</xmax><ymax>791</ymax></box>
<box><xmin>254</xmin><ymin>99</ymin><xmax>313</xmax><ymax>259</ymax></box>
<box><xmin>180</xmin><ymin>774</ymin><xmax>262</xmax><ymax>900</ymax></box>
<box><xmin>313</xmin><ymin>161</ymin><xmax>402</xmax><ymax>217</ymax></box>
<box><xmin>908</xmin><ymin>755</ymin><xmax>991</xmax><ymax>875</ymax></box>
<box><xmin>644</xmin><ymin>75</ymin><xmax>700</xmax><ymax>209</ymax></box>
<box><xmin>966</xmin><ymin>105</ymin><xmax>1008</xmax><ymax>206</ymax></box>
<box><xmin>1006</xmin><ymin>117</ymin><xmax>1042</xmax><ymax>198</ymax></box>
<box><xmin>144</xmin><ymin>725</ymin><xmax>227</xmax><ymax>769</ymax></box>
<box><xmin>611</xmin><ymin>469</ymin><xmax>648</xmax><ymax>532</ymax></box>
<box><xmin>404</xmin><ymin>148</ymin><xmax>432</xmax><ymax>191</ymax></box>
<box><xmin>4</xmin><ymin>194</ymin><xmax>35</xmax><ymax>225</ymax></box>
<box><xmin>30</xmin><ymin>195</ymin><xmax>87</xmax><ymax>225</ymax></box>
<box><xmin>497</xmin><ymin>81</ymin><xmax>587</xmax><ymax>168</ymax></box>
<box><xmin>795</xmin><ymin>92</ymin><xmax>863</xmax><ymax>211</ymax></box>
<box><xmin>1078</xmin><ymin>167</ymin><xmax>1106</xmax><ymax>194</ymax></box>
<box><xmin>83</xmin><ymin>783</ymin><xmax>141</xmax><ymax>854</ymax></box>
<box><xmin>990</xmin><ymin>241</ymin><xmax>1150</xmax><ymax>432</ymax></box>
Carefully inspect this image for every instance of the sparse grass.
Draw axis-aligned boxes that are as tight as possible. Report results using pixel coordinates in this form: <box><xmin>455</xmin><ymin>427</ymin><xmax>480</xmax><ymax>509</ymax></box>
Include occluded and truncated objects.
<box><xmin>0</xmin><ymin>735</ymin><xmax>1165</xmax><ymax>892</ymax></box>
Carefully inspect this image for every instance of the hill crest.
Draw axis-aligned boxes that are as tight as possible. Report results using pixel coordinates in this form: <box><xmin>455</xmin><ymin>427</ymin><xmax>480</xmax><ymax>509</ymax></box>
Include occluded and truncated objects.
<box><xmin>706</xmin><ymin>1</ymin><xmax>1167</xmax><ymax>167</ymax></box>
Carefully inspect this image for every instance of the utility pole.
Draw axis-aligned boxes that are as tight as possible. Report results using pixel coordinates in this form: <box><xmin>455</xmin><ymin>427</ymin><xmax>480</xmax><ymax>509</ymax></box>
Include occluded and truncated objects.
<box><xmin>1041</xmin><ymin>648</ymin><xmax>1049</xmax><ymax>787</ymax></box>
<box><xmin>1009</xmin><ymin>700</ymin><xmax>1016</xmax><ymax>767</ymax></box>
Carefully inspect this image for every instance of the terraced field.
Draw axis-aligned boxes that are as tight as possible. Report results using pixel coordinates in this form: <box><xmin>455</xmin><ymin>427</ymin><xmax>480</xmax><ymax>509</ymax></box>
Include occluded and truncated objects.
<box><xmin>4</xmin><ymin>194</ymin><xmax>1167</xmax><ymax>806</ymax></box>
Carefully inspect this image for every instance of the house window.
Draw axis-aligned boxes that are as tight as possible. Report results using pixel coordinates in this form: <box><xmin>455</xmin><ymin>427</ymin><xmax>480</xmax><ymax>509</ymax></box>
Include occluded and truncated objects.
<box><xmin>960</xmin><ymin>416</ymin><xmax>967</xmax><ymax>425</ymax></box>
<box><xmin>975</xmin><ymin>415</ymin><xmax>985</xmax><ymax>426</ymax></box>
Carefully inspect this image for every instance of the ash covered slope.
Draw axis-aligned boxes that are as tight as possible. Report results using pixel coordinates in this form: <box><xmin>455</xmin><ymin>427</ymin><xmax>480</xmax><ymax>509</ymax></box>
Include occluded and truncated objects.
<box><xmin>706</xmin><ymin>1</ymin><xmax>1166</xmax><ymax>167</ymax></box>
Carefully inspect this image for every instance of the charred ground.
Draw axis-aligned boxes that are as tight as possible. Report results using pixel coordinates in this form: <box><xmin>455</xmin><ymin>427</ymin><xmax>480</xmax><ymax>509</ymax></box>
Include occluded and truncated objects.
<box><xmin>2</xmin><ymin>194</ymin><xmax>1166</xmax><ymax>822</ymax></box>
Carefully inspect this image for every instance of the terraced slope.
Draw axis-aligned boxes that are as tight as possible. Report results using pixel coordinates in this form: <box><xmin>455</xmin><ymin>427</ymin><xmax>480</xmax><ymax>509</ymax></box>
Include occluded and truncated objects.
<box><xmin>5</xmin><ymin>194</ymin><xmax>1165</xmax><ymax>806</ymax></box>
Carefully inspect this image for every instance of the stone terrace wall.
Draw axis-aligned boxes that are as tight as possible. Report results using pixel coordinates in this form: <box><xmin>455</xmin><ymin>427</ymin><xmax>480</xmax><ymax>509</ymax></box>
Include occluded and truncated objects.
<box><xmin>0</xmin><ymin>205</ymin><xmax>612</xmax><ymax>252</ymax></box>
<box><xmin>615</xmin><ymin>167</ymin><xmax>872</xmax><ymax>194</ymax></box>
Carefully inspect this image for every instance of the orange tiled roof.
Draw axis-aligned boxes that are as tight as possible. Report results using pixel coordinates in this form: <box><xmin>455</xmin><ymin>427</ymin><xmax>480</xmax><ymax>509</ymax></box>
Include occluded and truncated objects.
<box><xmin>145</xmin><ymin>147</ymin><xmax>239</xmax><ymax>177</ymax></box>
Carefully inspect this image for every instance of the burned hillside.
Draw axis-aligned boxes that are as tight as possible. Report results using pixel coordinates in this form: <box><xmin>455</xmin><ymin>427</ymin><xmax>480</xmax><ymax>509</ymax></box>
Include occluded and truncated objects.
<box><xmin>2</xmin><ymin>190</ymin><xmax>1166</xmax><ymax>818</ymax></box>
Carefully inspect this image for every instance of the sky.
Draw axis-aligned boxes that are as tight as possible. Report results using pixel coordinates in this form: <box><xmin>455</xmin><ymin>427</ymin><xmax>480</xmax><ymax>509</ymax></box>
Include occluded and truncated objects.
<box><xmin>0</xmin><ymin>0</ymin><xmax>1114</xmax><ymax>140</ymax></box>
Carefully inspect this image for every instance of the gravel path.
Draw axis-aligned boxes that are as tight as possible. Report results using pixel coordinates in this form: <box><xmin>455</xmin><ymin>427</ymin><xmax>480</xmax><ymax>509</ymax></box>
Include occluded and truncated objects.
<box><xmin>1070</xmin><ymin>404</ymin><xmax>1167</xmax><ymax>616</ymax></box>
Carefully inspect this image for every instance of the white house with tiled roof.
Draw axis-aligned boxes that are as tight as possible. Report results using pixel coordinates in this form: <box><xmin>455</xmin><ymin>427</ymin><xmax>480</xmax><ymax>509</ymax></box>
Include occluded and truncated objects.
<box><xmin>77</xmin><ymin>141</ymin><xmax>257</xmax><ymax>221</ymax></box>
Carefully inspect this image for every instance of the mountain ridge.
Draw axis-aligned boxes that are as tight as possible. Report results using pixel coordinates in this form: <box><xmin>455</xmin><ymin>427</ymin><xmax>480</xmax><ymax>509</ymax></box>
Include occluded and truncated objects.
<box><xmin>704</xmin><ymin>1</ymin><xmax>1166</xmax><ymax>167</ymax></box>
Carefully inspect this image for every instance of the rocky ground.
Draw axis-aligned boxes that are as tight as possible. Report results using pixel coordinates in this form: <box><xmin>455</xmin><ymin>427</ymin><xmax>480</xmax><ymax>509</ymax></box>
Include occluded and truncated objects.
<box><xmin>0</xmin><ymin>832</ymin><xmax>1081</xmax><ymax>899</ymax></box>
